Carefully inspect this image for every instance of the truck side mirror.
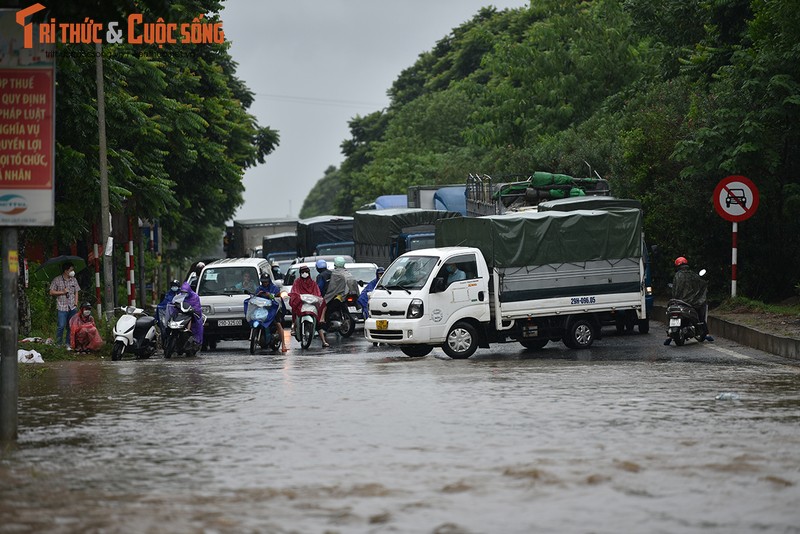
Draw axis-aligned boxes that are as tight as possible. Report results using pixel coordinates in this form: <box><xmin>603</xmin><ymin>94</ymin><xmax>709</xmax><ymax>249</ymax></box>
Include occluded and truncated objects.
<box><xmin>430</xmin><ymin>277</ymin><xmax>446</xmax><ymax>293</ymax></box>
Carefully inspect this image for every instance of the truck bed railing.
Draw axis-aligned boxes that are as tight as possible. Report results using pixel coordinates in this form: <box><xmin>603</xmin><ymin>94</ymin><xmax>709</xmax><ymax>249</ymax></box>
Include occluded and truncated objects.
<box><xmin>466</xmin><ymin>172</ymin><xmax>611</xmax><ymax>216</ymax></box>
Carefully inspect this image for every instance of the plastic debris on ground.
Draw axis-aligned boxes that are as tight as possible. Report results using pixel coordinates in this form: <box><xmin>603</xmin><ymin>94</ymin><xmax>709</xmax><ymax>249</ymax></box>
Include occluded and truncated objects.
<box><xmin>18</xmin><ymin>349</ymin><xmax>45</xmax><ymax>363</ymax></box>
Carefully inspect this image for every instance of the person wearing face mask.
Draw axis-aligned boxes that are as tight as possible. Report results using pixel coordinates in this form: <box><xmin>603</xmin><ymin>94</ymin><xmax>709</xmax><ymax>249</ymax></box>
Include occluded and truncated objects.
<box><xmin>156</xmin><ymin>279</ymin><xmax>182</xmax><ymax>340</ymax></box>
<box><xmin>253</xmin><ymin>273</ymin><xmax>288</xmax><ymax>352</ymax></box>
<box><xmin>49</xmin><ymin>261</ymin><xmax>81</xmax><ymax>349</ymax></box>
<box><xmin>69</xmin><ymin>302</ymin><xmax>104</xmax><ymax>353</ymax></box>
<box><xmin>445</xmin><ymin>262</ymin><xmax>466</xmax><ymax>285</ymax></box>
<box><xmin>289</xmin><ymin>265</ymin><xmax>329</xmax><ymax>348</ymax></box>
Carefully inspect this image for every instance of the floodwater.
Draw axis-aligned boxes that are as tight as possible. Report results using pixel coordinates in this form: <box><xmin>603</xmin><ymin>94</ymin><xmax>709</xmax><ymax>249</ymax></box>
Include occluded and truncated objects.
<box><xmin>2</xmin><ymin>332</ymin><xmax>800</xmax><ymax>534</ymax></box>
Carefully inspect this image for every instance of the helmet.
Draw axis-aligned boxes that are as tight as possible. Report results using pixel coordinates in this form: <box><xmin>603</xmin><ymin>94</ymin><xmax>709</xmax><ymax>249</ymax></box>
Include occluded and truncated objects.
<box><xmin>299</xmin><ymin>265</ymin><xmax>311</xmax><ymax>274</ymax></box>
<box><xmin>80</xmin><ymin>301</ymin><xmax>92</xmax><ymax>310</ymax></box>
<box><xmin>315</xmin><ymin>259</ymin><xmax>327</xmax><ymax>270</ymax></box>
<box><xmin>170</xmin><ymin>279</ymin><xmax>180</xmax><ymax>289</ymax></box>
<box><xmin>260</xmin><ymin>274</ymin><xmax>270</xmax><ymax>284</ymax></box>
<box><xmin>376</xmin><ymin>267</ymin><xmax>385</xmax><ymax>276</ymax></box>
<box><xmin>674</xmin><ymin>256</ymin><xmax>688</xmax><ymax>267</ymax></box>
<box><xmin>334</xmin><ymin>256</ymin><xmax>346</xmax><ymax>268</ymax></box>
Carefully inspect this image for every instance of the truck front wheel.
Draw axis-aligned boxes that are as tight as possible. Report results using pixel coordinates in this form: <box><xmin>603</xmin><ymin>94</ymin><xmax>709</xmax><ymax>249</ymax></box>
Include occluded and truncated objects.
<box><xmin>564</xmin><ymin>318</ymin><xmax>596</xmax><ymax>349</ymax></box>
<box><xmin>443</xmin><ymin>322</ymin><xmax>478</xmax><ymax>359</ymax></box>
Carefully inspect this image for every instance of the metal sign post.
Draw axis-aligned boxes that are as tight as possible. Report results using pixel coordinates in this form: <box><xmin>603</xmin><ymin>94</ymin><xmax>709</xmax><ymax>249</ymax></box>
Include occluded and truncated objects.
<box><xmin>713</xmin><ymin>175</ymin><xmax>760</xmax><ymax>298</ymax></box>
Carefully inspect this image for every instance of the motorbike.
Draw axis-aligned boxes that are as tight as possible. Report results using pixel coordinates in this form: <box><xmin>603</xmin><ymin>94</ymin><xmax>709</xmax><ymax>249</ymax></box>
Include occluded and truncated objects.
<box><xmin>244</xmin><ymin>294</ymin><xmax>283</xmax><ymax>354</ymax></box>
<box><xmin>163</xmin><ymin>293</ymin><xmax>204</xmax><ymax>358</ymax></box>
<box><xmin>666</xmin><ymin>299</ymin><xmax>709</xmax><ymax>346</ymax></box>
<box><xmin>111</xmin><ymin>305</ymin><xmax>158</xmax><ymax>361</ymax></box>
<box><xmin>294</xmin><ymin>294</ymin><xmax>324</xmax><ymax>349</ymax></box>
<box><xmin>325</xmin><ymin>293</ymin><xmax>359</xmax><ymax>337</ymax></box>
<box><xmin>666</xmin><ymin>268</ymin><xmax>709</xmax><ymax>346</ymax></box>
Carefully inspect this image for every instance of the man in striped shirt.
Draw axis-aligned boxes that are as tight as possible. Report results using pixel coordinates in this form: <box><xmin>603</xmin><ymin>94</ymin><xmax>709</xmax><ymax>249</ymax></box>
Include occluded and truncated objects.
<box><xmin>49</xmin><ymin>261</ymin><xmax>81</xmax><ymax>348</ymax></box>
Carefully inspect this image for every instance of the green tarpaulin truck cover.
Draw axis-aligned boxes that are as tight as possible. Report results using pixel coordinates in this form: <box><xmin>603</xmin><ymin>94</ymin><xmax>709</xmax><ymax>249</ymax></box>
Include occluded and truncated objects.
<box><xmin>435</xmin><ymin>208</ymin><xmax>642</xmax><ymax>268</ymax></box>
<box><xmin>354</xmin><ymin>208</ymin><xmax>461</xmax><ymax>244</ymax></box>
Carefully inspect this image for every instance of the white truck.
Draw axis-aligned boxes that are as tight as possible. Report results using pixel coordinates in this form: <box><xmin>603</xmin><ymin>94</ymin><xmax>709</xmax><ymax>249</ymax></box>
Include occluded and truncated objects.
<box><xmin>364</xmin><ymin>209</ymin><xmax>646</xmax><ymax>358</ymax></box>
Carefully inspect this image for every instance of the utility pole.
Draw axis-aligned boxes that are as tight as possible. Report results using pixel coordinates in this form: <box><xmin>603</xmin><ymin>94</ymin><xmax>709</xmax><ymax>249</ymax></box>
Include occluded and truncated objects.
<box><xmin>96</xmin><ymin>42</ymin><xmax>114</xmax><ymax>321</ymax></box>
<box><xmin>1</xmin><ymin>229</ymin><xmax>19</xmax><ymax>442</ymax></box>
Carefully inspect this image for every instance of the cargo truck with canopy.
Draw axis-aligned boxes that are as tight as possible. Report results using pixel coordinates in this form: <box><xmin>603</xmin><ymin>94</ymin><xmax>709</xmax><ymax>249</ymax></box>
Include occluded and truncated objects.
<box><xmin>364</xmin><ymin>209</ymin><xmax>646</xmax><ymax>358</ymax></box>
<box><xmin>353</xmin><ymin>208</ymin><xmax>462</xmax><ymax>268</ymax></box>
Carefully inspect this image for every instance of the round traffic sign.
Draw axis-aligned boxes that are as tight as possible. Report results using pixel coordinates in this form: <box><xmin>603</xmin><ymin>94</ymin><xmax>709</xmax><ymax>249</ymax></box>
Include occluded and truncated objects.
<box><xmin>713</xmin><ymin>175</ymin><xmax>759</xmax><ymax>222</ymax></box>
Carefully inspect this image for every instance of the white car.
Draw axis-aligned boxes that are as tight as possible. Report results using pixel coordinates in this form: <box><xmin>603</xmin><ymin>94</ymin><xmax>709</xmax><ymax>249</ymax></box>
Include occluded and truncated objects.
<box><xmin>282</xmin><ymin>261</ymin><xmax>379</xmax><ymax>324</ymax></box>
<box><xmin>196</xmin><ymin>257</ymin><xmax>277</xmax><ymax>349</ymax></box>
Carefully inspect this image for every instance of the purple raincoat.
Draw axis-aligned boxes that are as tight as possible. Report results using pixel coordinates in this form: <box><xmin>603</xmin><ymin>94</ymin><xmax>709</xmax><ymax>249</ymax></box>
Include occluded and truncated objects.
<box><xmin>180</xmin><ymin>281</ymin><xmax>204</xmax><ymax>344</ymax></box>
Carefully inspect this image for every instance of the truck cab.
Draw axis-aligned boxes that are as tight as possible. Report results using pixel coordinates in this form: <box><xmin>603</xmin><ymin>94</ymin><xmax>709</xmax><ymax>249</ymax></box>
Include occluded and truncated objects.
<box><xmin>364</xmin><ymin>247</ymin><xmax>491</xmax><ymax>358</ymax></box>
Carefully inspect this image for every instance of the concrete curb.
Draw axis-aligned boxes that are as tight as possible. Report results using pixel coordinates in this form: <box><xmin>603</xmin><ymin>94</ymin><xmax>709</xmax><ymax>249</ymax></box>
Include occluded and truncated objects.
<box><xmin>653</xmin><ymin>305</ymin><xmax>800</xmax><ymax>361</ymax></box>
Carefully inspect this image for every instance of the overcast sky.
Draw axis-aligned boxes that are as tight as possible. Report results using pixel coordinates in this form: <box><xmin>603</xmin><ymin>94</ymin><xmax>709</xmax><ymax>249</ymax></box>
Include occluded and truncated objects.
<box><xmin>221</xmin><ymin>0</ymin><xmax>529</xmax><ymax>222</ymax></box>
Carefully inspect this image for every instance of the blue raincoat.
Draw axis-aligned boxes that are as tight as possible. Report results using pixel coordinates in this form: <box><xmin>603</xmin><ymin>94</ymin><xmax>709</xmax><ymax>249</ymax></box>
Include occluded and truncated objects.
<box><xmin>357</xmin><ymin>278</ymin><xmax>380</xmax><ymax>320</ymax></box>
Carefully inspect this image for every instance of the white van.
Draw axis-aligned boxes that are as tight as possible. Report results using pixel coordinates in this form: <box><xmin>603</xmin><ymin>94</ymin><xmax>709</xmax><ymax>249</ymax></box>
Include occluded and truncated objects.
<box><xmin>196</xmin><ymin>258</ymin><xmax>274</xmax><ymax>350</ymax></box>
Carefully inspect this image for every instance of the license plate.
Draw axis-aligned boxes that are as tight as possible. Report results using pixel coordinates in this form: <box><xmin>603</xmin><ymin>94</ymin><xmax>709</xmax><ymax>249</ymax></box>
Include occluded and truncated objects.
<box><xmin>348</xmin><ymin>306</ymin><xmax>358</xmax><ymax>314</ymax></box>
<box><xmin>669</xmin><ymin>318</ymin><xmax>681</xmax><ymax>327</ymax></box>
<box><xmin>376</xmin><ymin>320</ymin><xmax>388</xmax><ymax>330</ymax></box>
<box><xmin>218</xmin><ymin>319</ymin><xmax>241</xmax><ymax>327</ymax></box>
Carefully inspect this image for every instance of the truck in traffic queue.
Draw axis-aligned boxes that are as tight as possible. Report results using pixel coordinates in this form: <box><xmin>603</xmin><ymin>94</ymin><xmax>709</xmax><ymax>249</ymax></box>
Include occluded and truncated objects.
<box><xmin>536</xmin><ymin>195</ymin><xmax>654</xmax><ymax>334</ymax></box>
<box><xmin>229</xmin><ymin>218</ymin><xmax>298</xmax><ymax>258</ymax></box>
<box><xmin>353</xmin><ymin>208</ymin><xmax>462</xmax><ymax>268</ymax></box>
<box><xmin>465</xmin><ymin>171</ymin><xmax>611</xmax><ymax>216</ymax></box>
<box><xmin>296</xmin><ymin>215</ymin><xmax>354</xmax><ymax>257</ymax></box>
<box><xmin>363</xmin><ymin>208</ymin><xmax>647</xmax><ymax>358</ymax></box>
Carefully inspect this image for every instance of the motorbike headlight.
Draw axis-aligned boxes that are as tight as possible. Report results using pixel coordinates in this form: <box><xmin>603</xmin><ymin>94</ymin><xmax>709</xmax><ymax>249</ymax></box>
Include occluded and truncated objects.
<box><xmin>406</xmin><ymin>298</ymin><xmax>424</xmax><ymax>319</ymax></box>
<box><xmin>646</xmin><ymin>286</ymin><xmax>653</xmax><ymax>296</ymax></box>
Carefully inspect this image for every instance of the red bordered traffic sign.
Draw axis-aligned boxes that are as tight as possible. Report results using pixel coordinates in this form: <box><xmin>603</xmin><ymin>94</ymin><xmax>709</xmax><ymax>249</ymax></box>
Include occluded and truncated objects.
<box><xmin>713</xmin><ymin>175</ymin><xmax>759</xmax><ymax>222</ymax></box>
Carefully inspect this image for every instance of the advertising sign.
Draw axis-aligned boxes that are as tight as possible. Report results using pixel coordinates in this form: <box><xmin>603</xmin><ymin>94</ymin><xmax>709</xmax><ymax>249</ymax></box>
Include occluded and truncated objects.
<box><xmin>0</xmin><ymin>8</ymin><xmax>55</xmax><ymax>226</ymax></box>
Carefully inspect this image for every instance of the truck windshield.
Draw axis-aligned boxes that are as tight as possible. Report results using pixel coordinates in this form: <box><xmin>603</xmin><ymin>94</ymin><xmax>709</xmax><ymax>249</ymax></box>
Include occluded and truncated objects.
<box><xmin>407</xmin><ymin>234</ymin><xmax>435</xmax><ymax>251</ymax></box>
<box><xmin>382</xmin><ymin>256</ymin><xmax>438</xmax><ymax>290</ymax></box>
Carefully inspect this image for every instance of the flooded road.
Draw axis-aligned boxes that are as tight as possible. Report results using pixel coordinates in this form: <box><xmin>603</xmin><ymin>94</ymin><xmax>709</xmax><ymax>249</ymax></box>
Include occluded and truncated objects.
<box><xmin>2</xmin><ymin>327</ymin><xmax>800</xmax><ymax>533</ymax></box>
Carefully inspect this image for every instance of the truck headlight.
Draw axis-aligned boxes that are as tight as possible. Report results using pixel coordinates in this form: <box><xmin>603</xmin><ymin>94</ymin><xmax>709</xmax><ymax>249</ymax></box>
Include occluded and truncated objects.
<box><xmin>201</xmin><ymin>305</ymin><xmax>212</xmax><ymax>315</ymax></box>
<box><xmin>407</xmin><ymin>299</ymin><xmax>424</xmax><ymax>319</ymax></box>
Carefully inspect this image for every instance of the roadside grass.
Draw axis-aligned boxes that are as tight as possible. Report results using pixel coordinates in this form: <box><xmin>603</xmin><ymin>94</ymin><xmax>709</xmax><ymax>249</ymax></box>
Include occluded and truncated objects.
<box><xmin>714</xmin><ymin>296</ymin><xmax>800</xmax><ymax>316</ymax></box>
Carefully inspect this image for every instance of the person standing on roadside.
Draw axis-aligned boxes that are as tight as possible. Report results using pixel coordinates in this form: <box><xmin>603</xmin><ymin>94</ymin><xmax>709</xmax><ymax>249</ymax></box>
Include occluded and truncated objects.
<box><xmin>49</xmin><ymin>261</ymin><xmax>81</xmax><ymax>348</ymax></box>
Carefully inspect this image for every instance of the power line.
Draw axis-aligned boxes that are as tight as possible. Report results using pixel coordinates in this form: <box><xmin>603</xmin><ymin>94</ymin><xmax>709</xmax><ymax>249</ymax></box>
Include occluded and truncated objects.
<box><xmin>254</xmin><ymin>93</ymin><xmax>386</xmax><ymax>110</ymax></box>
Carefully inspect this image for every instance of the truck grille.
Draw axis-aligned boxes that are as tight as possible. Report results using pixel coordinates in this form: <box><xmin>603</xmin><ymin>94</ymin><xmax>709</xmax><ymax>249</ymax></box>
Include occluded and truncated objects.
<box><xmin>368</xmin><ymin>329</ymin><xmax>403</xmax><ymax>340</ymax></box>
<box><xmin>370</xmin><ymin>310</ymin><xmax>405</xmax><ymax>317</ymax></box>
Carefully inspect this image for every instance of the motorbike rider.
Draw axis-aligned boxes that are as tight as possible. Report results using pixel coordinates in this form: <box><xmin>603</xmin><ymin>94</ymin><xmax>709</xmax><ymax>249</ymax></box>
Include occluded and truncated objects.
<box><xmin>664</xmin><ymin>256</ymin><xmax>714</xmax><ymax>345</ymax></box>
<box><xmin>156</xmin><ymin>279</ymin><xmax>182</xmax><ymax>340</ymax></box>
<box><xmin>289</xmin><ymin>265</ymin><xmax>329</xmax><ymax>348</ymax></box>
<box><xmin>254</xmin><ymin>273</ymin><xmax>288</xmax><ymax>352</ymax></box>
<box><xmin>175</xmin><ymin>281</ymin><xmax>204</xmax><ymax>346</ymax></box>
<box><xmin>324</xmin><ymin>256</ymin><xmax>360</xmax><ymax>324</ymax></box>
<box><xmin>357</xmin><ymin>266</ymin><xmax>385</xmax><ymax>320</ymax></box>
<box><xmin>315</xmin><ymin>259</ymin><xmax>331</xmax><ymax>295</ymax></box>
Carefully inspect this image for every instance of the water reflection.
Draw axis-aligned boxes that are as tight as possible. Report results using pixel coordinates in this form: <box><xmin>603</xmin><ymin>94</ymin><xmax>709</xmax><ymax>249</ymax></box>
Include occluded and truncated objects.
<box><xmin>2</xmin><ymin>336</ymin><xmax>800</xmax><ymax>533</ymax></box>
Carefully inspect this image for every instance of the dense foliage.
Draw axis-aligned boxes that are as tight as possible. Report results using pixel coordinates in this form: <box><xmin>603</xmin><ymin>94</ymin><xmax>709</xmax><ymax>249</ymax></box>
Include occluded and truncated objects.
<box><xmin>23</xmin><ymin>0</ymin><xmax>278</xmax><ymax>259</ymax></box>
<box><xmin>302</xmin><ymin>0</ymin><xmax>799</xmax><ymax>302</ymax></box>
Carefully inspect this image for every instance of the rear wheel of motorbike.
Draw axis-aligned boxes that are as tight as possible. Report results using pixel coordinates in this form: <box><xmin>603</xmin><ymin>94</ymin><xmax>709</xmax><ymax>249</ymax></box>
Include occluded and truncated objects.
<box><xmin>249</xmin><ymin>328</ymin><xmax>259</xmax><ymax>355</ymax></box>
<box><xmin>112</xmin><ymin>341</ymin><xmax>125</xmax><ymax>361</ymax></box>
<box><xmin>339</xmin><ymin>312</ymin><xmax>356</xmax><ymax>337</ymax></box>
<box><xmin>672</xmin><ymin>332</ymin><xmax>685</xmax><ymax>346</ymax></box>
<box><xmin>164</xmin><ymin>334</ymin><xmax>175</xmax><ymax>359</ymax></box>
<box><xmin>301</xmin><ymin>321</ymin><xmax>314</xmax><ymax>349</ymax></box>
